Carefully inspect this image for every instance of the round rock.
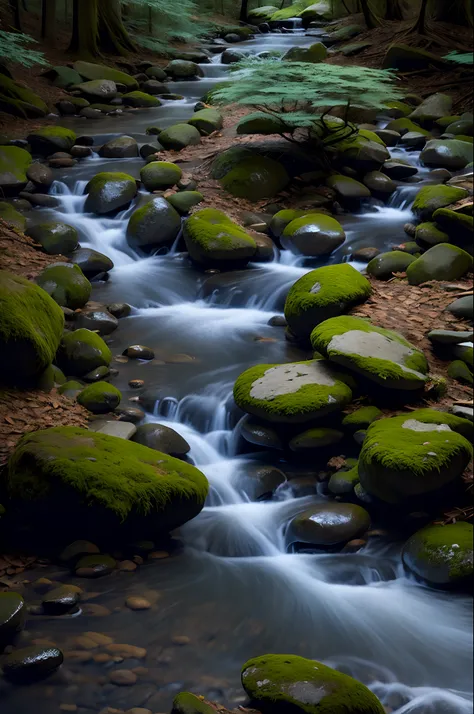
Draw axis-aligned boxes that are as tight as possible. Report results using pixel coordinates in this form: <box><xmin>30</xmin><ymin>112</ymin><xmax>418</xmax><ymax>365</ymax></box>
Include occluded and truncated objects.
<box><xmin>287</xmin><ymin>503</ymin><xmax>371</xmax><ymax>549</ymax></box>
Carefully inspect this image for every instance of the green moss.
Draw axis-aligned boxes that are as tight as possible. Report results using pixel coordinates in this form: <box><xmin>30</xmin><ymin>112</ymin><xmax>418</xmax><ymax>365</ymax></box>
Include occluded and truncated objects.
<box><xmin>171</xmin><ymin>692</ymin><xmax>216</xmax><ymax>714</ymax></box>
<box><xmin>415</xmin><ymin>222</ymin><xmax>449</xmax><ymax>247</ymax></box>
<box><xmin>0</xmin><ymin>201</ymin><xmax>26</xmax><ymax>231</ymax></box>
<box><xmin>73</xmin><ymin>61</ymin><xmax>139</xmax><ymax>89</ymax></box>
<box><xmin>0</xmin><ymin>74</ymin><xmax>48</xmax><ymax>118</ymax></box>
<box><xmin>284</xmin><ymin>264</ymin><xmax>372</xmax><ymax>340</ymax></box>
<box><xmin>406</xmin><ymin>243</ymin><xmax>473</xmax><ymax>285</ymax></box>
<box><xmin>27</xmin><ymin>126</ymin><xmax>76</xmax><ymax>154</ymax></box>
<box><xmin>385</xmin><ymin>118</ymin><xmax>429</xmax><ymax>135</ymax></box>
<box><xmin>140</xmin><ymin>162</ymin><xmax>182</xmax><ymax>191</ymax></box>
<box><xmin>435</xmin><ymin>115</ymin><xmax>462</xmax><ymax>128</ymax></box>
<box><xmin>283</xmin><ymin>213</ymin><xmax>344</xmax><ymax>238</ymax></box>
<box><xmin>158</xmin><ymin>123</ymin><xmax>201</xmax><ymax>151</ymax></box>
<box><xmin>220</xmin><ymin>156</ymin><xmax>289</xmax><ymax>201</ymax></box>
<box><xmin>122</xmin><ymin>91</ymin><xmax>161</xmax><ymax>107</ymax></box>
<box><xmin>328</xmin><ymin>464</ymin><xmax>360</xmax><ymax>495</ymax></box>
<box><xmin>37</xmin><ymin>364</ymin><xmax>66</xmax><ymax>392</ymax></box>
<box><xmin>384</xmin><ymin>100</ymin><xmax>412</xmax><ymax>117</ymax></box>
<box><xmin>77</xmin><ymin>381</ymin><xmax>122</xmax><ymax>414</ymax></box>
<box><xmin>36</xmin><ymin>263</ymin><xmax>91</xmax><ymax>310</ymax></box>
<box><xmin>183</xmin><ymin>208</ymin><xmax>256</xmax><ymax>266</ymax></box>
<box><xmin>237</xmin><ymin>113</ymin><xmax>287</xmax><ymax>136</ymax></box>
<box><xmin>0</xmin><ymin>270</ymin><xmax>64</xmax><ymax>381</ymax></box>
<box><xmin>311</xmin><ymin>315</ymin><xmax>428</xmax><ymax>388</ymax></box>
<box><xmin>58</xmin><ymin>379</ymin><xmax>84</xmax><ymax>396</ymax></box>
<box><xmin>7</xmin><ymin>426</ymin><xmax>209</xmax><ymax>523</ymax></box>
<box><xmin>166</xmin><ymin>191</ymin><xmax>203</xmax><ymax>214</ymax></box>
<box><xmin>412</xmin><ymin>185</ymin><xmax>469</xmax><ymax>220</ymax></box>
<box><xmin>402</xmin><ymin>522</ymin><xmax>473</xmax><ymax>585</ymax></box>
<box><xmin>283</xmin><ymin>42</ymin><xmax>327</xmax><ymax>63</ymax></box>
<box><xmin>367</xmin><ymin>250</ymin><xmax>416</xmax><ymax>280</ymax></box>
<box><xmin>248</xmin><ymin>5</ymin><xmax>279</xmax><ymax>21</ymax></box>
<box><xmin>233</xmin><ymin>359</ymin><xmax>352</xmax><ymax>424</ymax></box>
<box><xmin>211</xmin><ymin>146</ymin><xmax>255</xmax><ymax>180</ymax></box>
<box><xmin>448</xmin><ymin>360</ymin><xmax>473</xmax><ymax>385</ymax></box>
<box><xmin>241</xmin><ymin>654</ymin><xmax>385</xmax><ymax>714</ymax></box>
<box><xmin>358</xmin><ymin>411</ymin><xmax>473</xmax><ymax>503</ymax></box>
<box><xmin>27</xmin><ymin>222</ymin><xmax>79</xmax><ymax>255</ymax></box>
<box><xmin>0</xmin><ymin>146</ymin><xmax>32</xmax><ymax>192</ymax></box>
<box><xmin>405</xmin><ymin>407</ymin><xmax>473</xmax><ymax>440</ymax></box>
<box><xmin>342</xmin><ymin>406</ymin><xmax>383</xmax><ymax>430</ymax></box>
<box><xmin>85</xmin><ymin>172</ymin><xmax>137</xmax><ymax>214</ymax></box>
<box><xmin>270</xmin><ymin>209</ymin><xmax>308</xmax><ymax>238</ymax></box>
<box><xmin>432</xmin><ymin>208</ymin><xmax>473</xmax><ymax>237</ymax></box>
<box><xmin>188</xmin><ymin>108</ymin><xmax>223</xmax><ymax>136</ymax></box>
<box><xmin>58</xmin><ymin>328</ymin><xmax>112</xmax><ymax>377</ymax></box>
<box><xmin>357</xmin><ymin>128</ymin><xmax>386</xmax><ymax>146</ymax></box>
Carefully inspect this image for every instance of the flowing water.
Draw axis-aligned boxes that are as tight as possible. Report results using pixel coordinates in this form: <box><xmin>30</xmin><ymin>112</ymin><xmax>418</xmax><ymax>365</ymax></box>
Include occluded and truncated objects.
<box><xmin>2</xmin><ymin>27</ymin><xmax>473</xmax><ymax>714</ymax></box>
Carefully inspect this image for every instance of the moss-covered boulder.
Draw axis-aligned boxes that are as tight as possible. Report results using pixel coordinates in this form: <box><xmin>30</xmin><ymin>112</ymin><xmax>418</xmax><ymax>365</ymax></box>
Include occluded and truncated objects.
<box><xmin>237</xmin><ymin>112</ymin><xmax>286</xmax><ymax>136</ymax></box>
<box><xmin>326</xmin><ymin>174</ymin><xmax>371</xmax><ymax>200</ymax></box>
<box><xmin>122</xmin><ymin>91</ymin><xmax>161</xmax><ymax>108</ymax></box>
<box><xmin>74</xmin><ymin>79</ymin><xmax>117</xmax><ymax>102</ymax></box>
<box><xmin>58</xmin><ymin>379</ymin><xmax>84</xmax><ymax>398</ymax></box>
<box><xmin>221</xmin><ymin>155</ymin><xmax>289</xmax><ymax>201</ymax></box>
<box><xmin>385</xmin><ymin>117</ymin><xmax>428</xmax><ymax>136</ymax></box>
<box><xmin>412</xmin><ymin>185</ymin><xmax>468</xmax><ymax>221</ymax></box>
<box><xmin>98</xmin><ymin>135</ymin><xmax>138</xmax><ymax>158</ymax></box>
<box><xmin>0</xmin><ymin>73</ymin><xmax>49</xmax><ymax>118</ymax></box>
<box><xmin>409</xmin><ymin>93</ymin><xmax>452</xmax><ymax>123</ymax></box>
<box><xmin>36</xmin><ymin>263</ymin><xmax>91</xmax><ymax>310</ymax></box>
<box><xmin>0</xmin><ymin>271</ymin><xmax>64</xmax><ymax>382</ymax></box>
<box><xmin>0</xmin><ymin>592</ymin><xmax>26</xmax><ymax>650</ymax></box>
<box><xmin>241</xmin><ymin>654</ymin><xmax>385</xmax><ymax>714</ymax></box>
<box><xmin>165</xmin><ymin>60</ymin><xmax>201</xmax><ymax>79</ymax></box>
<box><xmin>402</xmin><ymin>522</ymin><xmax>472</xmax><ymax>589</ymax></box>
<box><xmin>358</xmin><ymin>410</ymin><xmax>473</xmax><ymax>504</ymax></box>
<box><xmin>281</xmin><ymin>213</ymin><xmax>345</xmax><ymax>257</ymax></box>
<box><xmin>283</xmin><ymin>42</ymin><xmax>327</xmax><ymax>62</ymax></box>
<box><xmin>448</xmin><ymin>359</ymin><xmax>473</xmax><ymax>385</ymax></box>
<box><xmin>406</xmin><ymin>243</ymin><xmax>473</xmax><ymax>285</ymax></box>
<box><xmin>367</xmin><ymin>250</ymin><xmax>416</xmax><ymax>280</ymax></box>
<box><xmin>85</xmin><ymin>172</ymin><xmax>137</xmax><ymax>214</ymax></box>
<box><xmin>311</xmin><ymin>316</ymin><xmax>429</xmax><ymax>390</ymax></box>
<box><xmin>126</xmin><ymin>197</ymin><xmax>181</xmax><ymax>250</ymax></box>
<box><xmin>0</xmin><ymin>145</ymin><xmax>32</xmax><ymax>194</ymax></box>
<box><xmin>27</xmin><ymin>127</ymin><xmax>76</xmax><ymax>156</ymax></box>
<box><xmin>57</xmin><ymin>328</ymin><xmax>112</xmax><ymax>377</ymax></box>
<box><xmin>171</xmin><ymin>692</ymin><xmax>216</xmax><ymax>714</ymax></box>
<box><xmin>73</xmin><ymin>61</ymin><xmax>138</xmax><ymax>89</ymax></box>
<box><xmin>287</xmin><ymin>502</ymin><xmax>370</xmax><ymax>549</ymax></box>
<box><xmin>342</xmin><ymin>406</ymin><xmax>382</xmax><ymax>432</ymax></box>
<box><xmin>27</xmin><ymin>222</ymin><xmax>79</xmax><ymax>255</ymax></box>
<box><xmin>140</xmin><ymin>161</ymin><xmax>182</xmax><ymax>191</ymax></box>
<box><xmin>77</xmin><ymin>381</ymin><xmax>122</xmax><ymax>414</ymax></box>
<box><xmin>328</xmin><ymin>464</ymin><xmax>360</xmax><ymax>495</ymax></box>
<box><xmin>233</xmin><ymin>359</ymin><xmax>352</xmax><ymax>424</ymax></box>
<box><xmin>211</xmin><ymin>146</ymin><xmax>255</xmax><ymax>180</ymax></box>
<box><xmin>284</xmin><ymin>264</ymin><xmax>371</xmax><ymax>341</ymax></box>
<box><xmin>337</xmin><ymin>137</ymin><xmax>390</xmax><ymax>172</ymax></box>
<box><xmin>6</xmin><ymin>426</ymin><xmax>209</xmax><ymax>544</ymax></box>
<box><xmin>188</xmin><ymin>108</ymin><xmax>223</xmax><ymax>136</ymax></box>
<box><xmin>270</xmin><ymin>209</ymin><xmax>307</xmax><ymax>238</ymax></box>
<box><xmin>415</xmin><ymin>222</ymin><xmax>450</xmax><ymax>248</ymax></box>
<box><xmin>167</xmin><ymin>191</ymin><xmax>203</xmax><ymax>214</ymax></box>
<box><xmin>0</xmin><ymin>201</ymin><xmax>26</xmax><ymax>230</ymax></box>
<box><xmin>44</xmin><ymin>65</ymin><xmax>83</xmax><ymax>88</ymax></box>
<box><xmin>382</xmin><ymin>44</ymin><xmax>447</xmax><ymax>71</ymax></box>
<box><xmin>420</xmin><ymin>139</ymin><xmax>473</xmax><ymax>170</ymax></box>
<box><xmin>158</xmin><ymin>123</ymin><xmax>201</xmax><ymax>151</ymax></box>
<box><xmin>183</xmin><ymin>208</ymin><xmax>256</xmax><ymax>268</ymax></box>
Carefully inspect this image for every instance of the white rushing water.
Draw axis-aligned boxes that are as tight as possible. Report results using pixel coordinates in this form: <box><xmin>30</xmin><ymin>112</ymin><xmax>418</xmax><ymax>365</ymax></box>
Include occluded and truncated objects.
<box><xmin>38</xmin><ymin>27</ymin><xmax>473</xmax><ymax>714</ymax></box>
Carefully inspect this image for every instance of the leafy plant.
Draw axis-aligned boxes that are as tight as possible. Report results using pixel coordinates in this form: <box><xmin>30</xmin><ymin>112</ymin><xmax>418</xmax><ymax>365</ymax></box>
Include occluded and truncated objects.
<box><xmin>0</xmin><ymin>30</ymin><xmax>47</xmax><ymax>67</ymax></box>
<box><xmin>444</xmin><ymin>51</ymin><xmax>474</xmax><ymax>65</ymax></box>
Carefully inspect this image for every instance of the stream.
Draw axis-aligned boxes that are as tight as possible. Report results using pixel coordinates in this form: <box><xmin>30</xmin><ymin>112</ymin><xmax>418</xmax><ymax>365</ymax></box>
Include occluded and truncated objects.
<box><xmin>2</xmin><ymin>26</ymin><xmax>473</xmax><ymax>714</ymax></box>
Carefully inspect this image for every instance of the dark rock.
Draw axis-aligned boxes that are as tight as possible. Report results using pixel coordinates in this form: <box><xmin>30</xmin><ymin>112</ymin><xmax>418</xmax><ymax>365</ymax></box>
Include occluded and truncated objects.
<box><xmin>75</xmin><ymin>554</ymin><xmax>116</xmax><ymax>578</ymax></box>
<box><xmin>108</xmin><ymin>302</ymin><xmax>132</xmax><ymax>318</ymax></box>
<box><xmin>70</xmin><ymin>145</ymin><xmax>93</xmax><ymax>158</ymax></box>
<box><xmin>42</xmin><ymin>585</ymin><xmax>80</xmax><ymax>615</ymax></box>
<box><xmin>69</xmin><ymin>247</ymin><xmax>114</xmax><ymax>278</ymax></box>
<box><xmin>123</xmin><ymin>345</ymin><xmax>155</xmax><ymax>360</ymax></box>
<box><xmin>132</xmin><ymin>423</ymin><xmax>190</xmax><ymax>457</ymax></box>
<box><xmin>287</xmin><ymin>503</ymin><xmax>371</xmax><ymax>549</ymax></box>
<box><xmin>239</xmin><ymin>415</ymin><xmax>283</xmax><ymax>450</ymax></box>
<box><xmin>75</xmin><ymin>309</ymin><xmax>119</xmax><ymax>335</ymax></box>
<box><xmin>0</xmin><ymin>592</ymin><xmax>26</xmax><ymax>649</ymax></box>
<box><xmin>2</xmin><ymin>646</ymin><xmax>63</xmax><ymax>682</ymax></box>
<box><xmin>26</xmin><ymin>162</ymin><xmax>53</xmax><ymax>188</ymax></box>
<box><xmin>19</xmin><ymin>192</ymin><xmax>59</xmax><ymax>208</ymax></box>
<box><xmin>446</xmin><ymin>296</ymin><xmax>473</xmax><ymax>321</ymax></box>
<box><xmin>238</xmin><ymin>463</ymin><xmax>286</xmax><ymax>500</ymax></box>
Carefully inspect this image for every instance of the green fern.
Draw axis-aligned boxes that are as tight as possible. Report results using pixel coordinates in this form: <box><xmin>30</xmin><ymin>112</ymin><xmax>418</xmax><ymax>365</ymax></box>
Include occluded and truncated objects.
<box><xmin>444</xmin><ymin>51</ymin><xmax>474</xmax><ymax>65</ymax></box>
<box><xmin>0</xmin><ymin>31</ymin><xmax>47</xmax><ymax>68</ymax></box>
<box><xmin>123</xmin><ymin>0</ymin><xmax>210</xmax><ymax>48</ymax></box>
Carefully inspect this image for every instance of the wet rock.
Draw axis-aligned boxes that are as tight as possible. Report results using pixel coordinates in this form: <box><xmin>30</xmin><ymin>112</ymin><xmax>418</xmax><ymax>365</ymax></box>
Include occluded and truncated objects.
<box><xmin>351</xmin><ymin>246</ymin><xmax>380</xmax><ymax>262</ymax></box>
<box><xmin>27</xmin><ymin>127</ymin><xmax>76</xmax><ymax>155</ymax></box>
<box><xmin>234</xmin><ymin>359</ymin><xmax>352</xmax><ymax>424</ymax></box>
<box><xmin>122</xmin><ymin>91</ymin><xmax>161</xmax><ymax>108</ymax></box>
<box><xmin>85</xmin><ymin>172</ymin><xmax>137</xmax><ymax>214</ymax></box>
<box><xmin>288</xmin><ymin>427</ymin><xmax>344</xmax><ymax>452</ymax></box>
<box><xmin>75</xmin><ymin>554</ymin><xmax>117</xmax><ymax>578</ymax></box>
<box><xmin>382</xmin><ymin>159</ymin><xmax>418</xmax><ymax>179</ymax></box>
<box><xmin>60</xmin><ymin>540</ymin><xmax>100</xmax><ymax>563</ymax></box>
<box><xmin>77</xmin><ymin>381</ymin><xmax>121</xmax><ymax>414</ymax></box>
<box><xmin>241</xmin><ymin>654</ymin><xmax>385</xmax><ymax>713</ymax></box>
<box><xmin>171</xmin><ymin>693</ymin><xmax>215</xmax><ymax>713</ymax></box>
<box><xmin>428</xmin><ymin>329</ymin><xmax>473</xmax><ymax>345</ymax></box>
<box><xmin>420</xmin><ymin>139</ymin><xmax>473</xmax><ymax>170</ymax></box>
<box><xmin>49</xmin><ymin>157</ymin><xmax>77</xmax><ymax>169</ymax></box>
<box><xmin>125</xmin><ymin>597</ymin><xmax>151</xmax><ymax>611</ymax></box>
<box><xmin>132</xmin><ymin>423</ymin><xmax>190</xmax><ymax>457</ymax></box>
<box><xmin>326</xmin><ymin>173</ymin><xmax>371</xmax><ymax>200</ymax></box>
<box><xmin>106</xmin><ymin>644</ymin><xmax>147</xmax><ymax>659</ymax></box>
<box><xmin>253</xmin><ymin>233</ymin><xmax>275</xmax><ymax>262</ymax></box>
<box><xmin>362</xmin><ymin>170</ymin><xmax>396</xmax><ymax>195</ymax></box>
<box><xmin>373</xmin><ymin>128</ymin><xmax>400</xmax><ymax>146</ymax></box>
<box><xmin>451</xmin><ymin>405</ymin><xmax>474</xmax><ymax>422</ymax></box>
<box><xmin>0</xmin><ymin>592</ymin><xmax>26</xmax><ymax>649</ymax></box>
<box><xmin>42</xmin><ymin>585</ymin><xmax>80</xmax><ymax>615</ymax></box>
<box><xmin>75</xmin><ymin>308</ymin><xmax>119</xmax><ymax>335</ymax></box>
<box><xmin>366</xmin><ymin>250</ymin><xmax>416</xmax><ymax>280</ymax></box>
<box><xmin>19</xmin><ymin>192</ymin><xmax>59</xmax><ymax>207</ymax></box>
<box><xmin>108</xmin><ymin>302</ymin><xmax>132</xmax><ymax>319</ymax></box>
<box><xmin>284</xmin><ymin>264</ymin><xmax>371</xmax><ymax>341</ymax></box>
<box><xmin>117</xmin><ymin>406</ymin><xmax>146</xmax><ymax>423</ymax></box>
<box><xmin>222</xmin><ymin>48</ymin><xmax>248</xmax><ymax>64</ymax></box>
<box><xmin>36</xmin><ymin>262</ymin><xmax>91</xmax><ymax>309</ymax></box>
<box><xmin>268</xmin><ymin>315</ymin><xmax>287</xmax><ymax>327</ymax></box>
<box><xmin>239</xmin><ymin>415</ymin><xmax>284</xmax><ymax>450</ymax></box>
<box><xmin>402</xmin><ymin>522</ymin><xmax>472</xmax><ymax>589</ymax></box>
<box><xmin>166</xmin><ymin>190</ymin><xmax>203</xmax><ymax>215</ymax></box>
<box><xmin>109</xmin><ymin>669</ymin><xmax>137</xmax><ymax>685</ymax></box>
<box><xmin>415</xmin><ymin>221</ymin><xmax>449</xmax><ymax>248</ymax></box>
<box><xmin>165</xmin><ymin>60</ymin><xmax>202</xmax><ymax>79</ymax></box>
<box><xmin>358</xmin><ymin>409</ymin><xmax>473</xmax><ymax>504</ymax></box>
<box><xmin>145</xmin><ymin>66</ymin><xmax>167</xmax><ymax>81</ymax></box>
<box><xmin>281</xmin><ymin>213</ymin><xmax>345</xmax><ymax>257</ymax></box>
<box><xmin>139</xmin><ymin>143</ymin><xmax>158</xmax><ymax>159</ymax></box>
<box><xmin>69</xmin><ymin>248</ymin><xmax>114</xmax><ymax>279</ymax></box>
<box><xmin>27</xmin><ymin>222</ymin><xmax>78</xmax><ymax>255</ymax></box>
<box><xmin>57</xmin><ymin>328</ymin><xmax>112</xmax><ymax>377</ymax></box>
<box><xmin>311</xmin><ymin>315</ymin><xmax>428</xmax><ymax>390</ymax></box>
<box><xmin>400</xmin><ymin>131</ymin><xmax>427</xmax><ymax>149</ymax></box>
<box><xmin>158</xmin><ymin>123</ymin><xmax>201</xmax><ymax>151</ymax></box>
<box><xmin>406</xmin><ymin>244</ymin><xmax>472</xmax><ymax>285</ymax></box>
<box><xmin>328</xmin><ymin>465</ymin><xmax>360</xmax><ymax>495</ymax></box>
<box><xmin>220</xmin><ymin>155</ymin><xmax>289</xmax><ymax>201</ymax></box>
<box><xmin>80</xmin><ymin>106</ymin><xmax>103</xmax><ymax>119</ymax></box>
<box><xmin>123</xmin><ymin>345</ymin><xmax>155</xmax><ymax>360</ymax></box>
<box><xmin>184</xmin><ymin>208</ymin><xmax>257</xmax><ymax>268</ymax></box>
<box><xmin>412</xmin><ymin>184</ymin><xmax>468</xmax><ymax>221</ymax></box>
<box><xmin>140</xmin><ymin>79</ymin><xmax>169</xmax><ymax>95</ymax></box>
<box><xmin>26</xmin><ymin>162</ymin><xmax>53</xmax><ymax>188</ymax></box>
<box><xmin>188</xmin><ymin>108</ymin><xmax>223</xmax><ymax>136</ymax></box>
<box><xmin>2</xmin><ymin>645</ymin><xmax>64</xmax><ymax>682</ymax></box>
<box><xmin>238</xmin><ymin>463</ymin><xmax>286</xmax><ymax>500</ymax></box>
<box><xmin>99</xmin><ymin>136</ymin><xmax>139</xmax><ymax>158</ymax></box>
<box><xmin>71</xmin><ymin>145</ymin><xmax>93</xmax><ymax>158</ymax></box>
<box><xmin>446</xmin><ymin>296</ymin><xmax>473</xmax><ymax>321</ymax></box>
<box><xmin>140</xmin><ymin>161</ymin><xmax>182</xmax><ymax>191</ymax></box>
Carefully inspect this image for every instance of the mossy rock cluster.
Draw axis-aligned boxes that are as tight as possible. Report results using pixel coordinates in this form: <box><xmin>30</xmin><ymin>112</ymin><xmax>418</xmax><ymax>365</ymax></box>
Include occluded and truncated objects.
<box><xmin>241</xmin><ymin>654</ymin><xmax>385</xmax><ymax>713</ymax></box>
<box><xmin>220</xmin><ymin>155</ymin><xmax>289</xmax><ymax>201</ymax></box>
<box><xmin>183</xmin><ymin>208</ymin><xmax>257</xmax><ymax>268</ymax></box>
<box><xmin>358</xmin><ymin>409</ymin><xmax>473</xmax><ymax>505</ymax></box>
<box><xmin>36</xmin><ymin>263</ymin><xmax>91</xmax><ymax>310</ymax></box>
<box><xmin>27</xmin><ymin>127</ymin><xmax>76</xmax><ymax>156</ymax></box>
<box><xmin>311</xmin><ymin>315</ymin><xmax>429</xmax><ymax>391</ymax></box>
<box><xmin>0</xmin><ymin>73</ymin><xmax>49</xmax><ymax>119</ymax></box>
<box><xmin>0</xmin><ymin>271</ymin><xmax>64</xmax><ymax>383</ymax></box>
<box><xmin>284</xmin><ymin>264</ymin><xmax>372</xmax><ymax>341</ymax></box>
<box><xmin>84</xmin><ymin>172</ymin><xmax>137</xmax><ymax>214</ymax></box>
<box><xmin>5</xmin><ymin>426</ymin><xmax>209</xmax><ymax>545</ymax></box>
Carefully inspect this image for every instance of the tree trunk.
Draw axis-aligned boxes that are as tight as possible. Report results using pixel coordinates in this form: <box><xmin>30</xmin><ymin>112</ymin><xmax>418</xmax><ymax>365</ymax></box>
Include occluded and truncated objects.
<box><xmin>97</xmin><ymin>0</ymin><xmax>136</xmax><ymax>55</ymax></box>
<box><xmin>42</xmin><ymin>0</ymin><xmax>57</xmax><ymax>42</ymax></box>
<box><xmin>240</xmin><ymin>0</ymin><xmax>249</xmax><ymax>22</ymax></box>
<box><xmin>9</xmin><ymin>0</ymin><xmax>22</xmax><ymax>30</ymax></box>
<box><xmin>412</xmin><ymin>0</ymin><xmax>429</xmax><ymax>34</ymax></box>
<box><xmin>434</xmin><ymin>0</ymin><xmax>473</xmax><ymax>26</ymax></box>
<box><xmin>385</xmin><ymin>0</ymin><xmax>404</xmax><ymax>21</ymax></box>
<box><xmin>360</xmin><ymin>0</ymin><xmax>379</xmax><ymax>28</ymax></box>
<box><xmin>69</xmin><ymin>0</ymin><xmax>99</xmax><ymax>56</ymax></box>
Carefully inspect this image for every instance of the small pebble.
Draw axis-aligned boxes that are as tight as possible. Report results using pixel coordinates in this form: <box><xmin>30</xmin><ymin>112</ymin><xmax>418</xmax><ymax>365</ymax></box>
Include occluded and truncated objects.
<box><xmin>149</xmin><ymin>551</ymin><xmax>169</xmax><ymax>560</ymax></box>
<box><xmin>171</xmin><ymin>635</ymin><xmax>190</xmax><ymax>646</ymax></box>
<box><xmin>94</xmin><ymin>653</ymin><xmax>113</xmax><ymax>663</ymax></box>
<box><xmin>64</xmin><ymin>651</ymin><xmax>93</xmax><ymax>663</ymax></box>
<box><xmin>119</xmin><ymin>560</ymin><xmax>137</xmax><ymax>572</ymax></box>
<box><xmin>60</xmin><ymin>706</ymin><xmax>78</xmax><ymax>712</ymax></box>
<box><xmin>83</xmin><ymin>632</ymin><xmax>114</xmax><ymax>646</ymax></box>
<box><xmin>129</xmin><ymin>380</ymin><xmax>144</xmax><ymax>389</ymax></box>
<box><xmin>125</xmin><ymin>597</ymin><xmax>151</xmax><ymax>611</ymax></box>
<box><xmin>106</xmin><ymin>644</ymin><xmax>147</xmax><ymax>659</ymax></box>
<box><xmin>109</xmin><ymin>669</ymin><xmax>137</xmax><ymax>686</ymax></box>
